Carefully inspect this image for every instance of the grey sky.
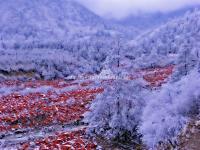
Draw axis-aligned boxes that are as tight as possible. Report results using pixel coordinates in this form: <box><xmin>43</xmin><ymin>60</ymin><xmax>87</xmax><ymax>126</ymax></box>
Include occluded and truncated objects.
<box><xmin>76</xmin><ymin>0</ymin><xmax>200</xmax><ymax>19</ymax></box>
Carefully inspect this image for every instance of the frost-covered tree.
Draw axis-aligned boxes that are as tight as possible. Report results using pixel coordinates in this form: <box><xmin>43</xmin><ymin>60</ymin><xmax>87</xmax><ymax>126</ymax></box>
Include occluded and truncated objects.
<box><xmin>140</xmin><ymin>68</ymin><xmax>200</xmax><ymax>148</ymax></box>
<box><xmin>172</xmin><ymin>42</ymin><xmax>200</xmax><ymax>81</ymax></box>
<box><xmin>84</xmin><ymin>38</ymin><xmax>148</xmax><ymax>145</ymax></box>
<box><xmin>84</xmin><ymin>79</ymin><xmax>147</xmax><ymax>142</ymax></box>
<box><xmin>134</xmin><ymin>10</ymin><xmax>200</xmax><ymax>148</ymax></box>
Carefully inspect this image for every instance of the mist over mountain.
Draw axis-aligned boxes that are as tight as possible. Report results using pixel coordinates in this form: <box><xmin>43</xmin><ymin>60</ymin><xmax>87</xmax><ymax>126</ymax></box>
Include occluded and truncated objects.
<box><xmin>115</xmin><ymin>5</ymin><xmax>200</xmax><ymax>29</ymax></box>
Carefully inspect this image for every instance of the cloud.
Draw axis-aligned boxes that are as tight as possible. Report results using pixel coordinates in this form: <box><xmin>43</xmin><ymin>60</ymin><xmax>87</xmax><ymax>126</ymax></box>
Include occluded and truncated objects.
<box><xmin>76</xmin><ymin>0</ymin><xmax>200</xmax><ymax>19</ymax></box>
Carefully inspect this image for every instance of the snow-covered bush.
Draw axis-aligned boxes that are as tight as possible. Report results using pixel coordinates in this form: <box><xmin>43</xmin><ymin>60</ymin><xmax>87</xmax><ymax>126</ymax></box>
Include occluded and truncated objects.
<box><xmin>84</xmin><ymin>79</ymin><xmax>148</xmax><ymax>142</ymax></box>
<box><xmin>140</xmin><ymin>68</ymin><xmax>200</xmax><ymax>148</ymax></box>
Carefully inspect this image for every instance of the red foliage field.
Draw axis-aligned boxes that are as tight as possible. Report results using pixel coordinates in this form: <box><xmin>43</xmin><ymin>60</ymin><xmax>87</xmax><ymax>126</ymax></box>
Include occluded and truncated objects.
<box><xmin>0</xmin><ymin>66</ymin><xmax>174</xmax><ymax>149</ymax></box>
<box><xmin>20</xmin><ymin>129</ymin><xmax>97</xmax><ymax>150</ymax></box>
<box><xmin>0</xmin><ymin>80</ymin><xmax>103</xmax><ymax>149</ymax></box>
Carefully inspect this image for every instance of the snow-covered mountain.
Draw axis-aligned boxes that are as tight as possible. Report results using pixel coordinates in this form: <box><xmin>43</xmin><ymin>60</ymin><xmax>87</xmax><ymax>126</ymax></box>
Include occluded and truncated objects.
<box><xmin>0</xmin><ymin>0</ymin><xmax>138</xmax><ymax>80</ymax></box>
<box><xmin>0</xmin><ymin>0</ymin><xmax>136</xmax><ymax>49</ymax></box>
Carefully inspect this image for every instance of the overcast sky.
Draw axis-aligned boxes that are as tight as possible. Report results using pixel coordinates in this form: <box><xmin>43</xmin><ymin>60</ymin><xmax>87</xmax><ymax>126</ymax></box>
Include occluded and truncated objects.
<box><xmin>76</xmin><ymin>0</ymin><xmax>200</xmax><ymax>19</ymax></box>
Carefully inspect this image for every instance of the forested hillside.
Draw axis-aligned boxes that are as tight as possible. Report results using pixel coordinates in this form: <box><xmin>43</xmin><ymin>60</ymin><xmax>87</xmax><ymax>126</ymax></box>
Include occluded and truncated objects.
<box><xmin>0</xmin><ymin>0</ymin><xmax>137</xmax><ymax>80</ymax></box>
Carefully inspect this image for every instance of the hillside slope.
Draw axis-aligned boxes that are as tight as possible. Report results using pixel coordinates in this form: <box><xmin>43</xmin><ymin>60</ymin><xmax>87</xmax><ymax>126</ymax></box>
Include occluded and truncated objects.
<box><xmin>0</xmin><ymin>0</ymin><xmax>138</xmax><ymax>80</ymax></box>
<box><xmin>125</xmin><ymin>9</ymin><xmax>200</xmax><ymax>74</ymax></box>
<box><xmin>0</xmin><ymin>0</ymin><xmax>124</xmax><ymax>46</ymax></box>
